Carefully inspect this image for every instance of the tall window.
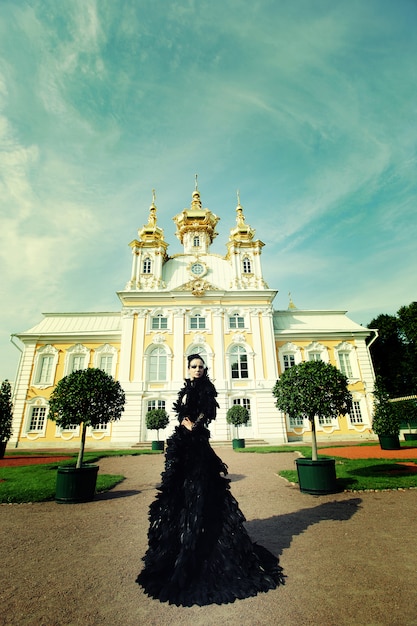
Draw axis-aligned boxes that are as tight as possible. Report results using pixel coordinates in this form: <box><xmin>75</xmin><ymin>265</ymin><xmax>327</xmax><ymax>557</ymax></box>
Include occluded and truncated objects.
<box><xmin>36</xmin><ymin>356</ymin><xmax>53</xmax><ymax>384</ymax></box>
<box><xmin>229</xmin><ymin>313</ymin><xmax>245</xmax><ymax>329</ymax></box>
<box><xmin>283</xmin><ymin>354</ymin><xmax>295</xmax><ymax>370</ymax></box>
<box><xmin>147</xmin><ymin>400</ymin><xmax>166</xmax><ymax>411</ymax></box>
<box><xmin>149</xmin><ymin>347</ymin><xmax>167</xmax><ymax>381</ymax></box>
<box><xmin>230</xmin><ymin>345</ymin><xmax>249</xmax><ymax>379</ymax></box>
<box><xmin>318</xmin><ymin>415</ymin><xmax>333</xmax><ymax>426</ymax></box>
<box><xmin>233</xmin><ymin>398</ymin><xmax>252</xmax><ymax>426</ymax></box>
<box><xmin>70</xmin><ymin>355</ymin><xmax>85</xmax><ymax>373</ymax></box>
<box><xmin>338</xmin><ymin>352</ymin><xmax>353</xmax><ymax>377</ymax></box>
<box><xmin>29</xmin><ymin>407</ymin><xmax>46</xmax><ymax>432</ymax></box>
<box><xmin>99</xmin><ymin>356</ymin><xmax>113</xmax><ymax>375</ymax></box>
<box><xmin>242</xmin><ymin>257</ymin><xmax>252</xmax><ymax>273</ymax></box>
<box><xmin>349</xmin><ymin>401</ymin><xmax>363</xmax><ymax>424</ymax></box>
<box><xmin>289</xmin><ymin>415</ymin><xmax>304</xmax><ymax>427</ymax></box>
<box><xmin>190</xmin><ymin>314</ymin><xmax>206</xmax><ymax>330</ymax></box>
<box><xmin>152</xmin><ymin>315</ymin><xmax>168</xmax><ymax>330</ymax></box>
<box><xmin>143</xmin><ymin>258</ymin><xmax>152</xmax><ymax>274</ymax></box>
<box><xmin>308</xmin><ymin>352</ymin><xmax>321</xmax><ymax>362</ymax></box>
<box><xmin>193</xmin><ymin>236</ymin><xmax>200</xmax><ymax>247</ymax></box>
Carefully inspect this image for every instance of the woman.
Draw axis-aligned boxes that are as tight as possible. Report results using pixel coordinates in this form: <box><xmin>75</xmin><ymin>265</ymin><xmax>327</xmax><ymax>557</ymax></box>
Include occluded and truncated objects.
<box><xmin>137</xmin><ymin>354</ymin><xmax>284</xmax><ymax>606</ymax></box>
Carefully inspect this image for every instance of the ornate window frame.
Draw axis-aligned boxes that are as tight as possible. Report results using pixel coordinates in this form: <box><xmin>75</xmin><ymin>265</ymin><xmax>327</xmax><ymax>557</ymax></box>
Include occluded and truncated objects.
<box><xmin>32</xmin><ymin>344</ymin><xmax>59</xmax><ymax>389</ymax></box>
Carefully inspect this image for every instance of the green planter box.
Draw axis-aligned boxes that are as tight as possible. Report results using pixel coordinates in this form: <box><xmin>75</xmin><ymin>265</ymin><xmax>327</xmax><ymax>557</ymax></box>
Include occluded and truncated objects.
<box><xmin>404</xmin><ymin>433</ymin><xmax>417</xmax><ymax>441</ymax></box>
<box><xmin>151</xmin><ymin>440</ymin><xmax>164</xmax><ymax>451</ymax></box>
<box><xmin>295</xmin><ymin>458</ymin><xmax>338</xmax><ymax>495</ymax></box>
<box><xmin>378</xmin><ymin>435</ymin><xmax>401</xmax><ymax>450</ymax></box>
<box><xmin>55</xmin><ymin>464</ymin><xmax>99</xmax><ymax>504</ymax></box>
<box><xmin>232</xmin><ymin>438</ymin><xmax>245</xmax><ymax>449</ymax></box>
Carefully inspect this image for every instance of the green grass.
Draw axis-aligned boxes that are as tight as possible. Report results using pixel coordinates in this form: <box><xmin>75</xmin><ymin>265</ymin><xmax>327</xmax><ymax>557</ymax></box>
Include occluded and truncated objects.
<box><xmin>0</xmin><ymin>449</ymin><xmax>160</xmax><ymax>504</ymax></box>
<box><xmin>279</xmin><ymin>458</ymin><xmax>417</xmax><ymax>491</ymax></box>
<box><xmin>240</xmin><ymin>444</ymin><xmax>417</xmax><ymax>491</ymax></box>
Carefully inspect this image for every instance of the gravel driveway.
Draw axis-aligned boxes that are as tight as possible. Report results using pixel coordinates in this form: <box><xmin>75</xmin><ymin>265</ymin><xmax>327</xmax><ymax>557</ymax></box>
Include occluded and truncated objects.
<box><xmin>1</xmin><ymin>449</ymin><xmax>416</xmax><ymax>626</ymax></box>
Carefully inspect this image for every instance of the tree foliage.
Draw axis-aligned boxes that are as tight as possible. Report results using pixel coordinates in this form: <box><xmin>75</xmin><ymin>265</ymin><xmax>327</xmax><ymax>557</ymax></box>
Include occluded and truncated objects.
<box><xmin>0</xmin><ymin>380</ymin><xmax>13</xmax><ymax>443</ymax></box>
<box><xmin>368</xmin><ymin>302</ymin><xmax>417</xmax><ymax>397</ymax></box>
<box><xmin>226</xmin><ymin>404</ymin><xmax>250</xmax><ymax>438</ymax></box>
<box><xmin>48</xmin><ymin>368</ymin><xmax>125</xmax><ymax>468</ymax></box>
<box><xmin>145</xmin><ymin>409</ymin><xmax>169</xmax><ymax>440</ymax></box>
<box><xmin>273</xmin><ymin>360</ymin><xmax>351</xmax><ymax>460</ymax></box>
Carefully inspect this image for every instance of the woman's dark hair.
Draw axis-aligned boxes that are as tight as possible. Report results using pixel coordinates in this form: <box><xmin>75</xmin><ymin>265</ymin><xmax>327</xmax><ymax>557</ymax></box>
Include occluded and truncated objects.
<box><xmin>187</xmin><ymin>353</ymin><xmax>205</xmax><ymax>366</ymax></box>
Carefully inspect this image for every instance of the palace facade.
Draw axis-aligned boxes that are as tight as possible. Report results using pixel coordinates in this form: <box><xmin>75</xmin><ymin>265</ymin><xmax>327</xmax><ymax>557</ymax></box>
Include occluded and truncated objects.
<box><xmin>10</xmin><ymin>185</ymin><xmax>376</xmax><ymax>449</ymax></box>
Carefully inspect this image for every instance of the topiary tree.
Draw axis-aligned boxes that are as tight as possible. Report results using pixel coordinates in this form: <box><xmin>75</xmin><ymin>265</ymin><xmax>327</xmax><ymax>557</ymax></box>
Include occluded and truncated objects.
<box><xmin>273</xmin><ymin>360</ymin><xmax>352</xmax><ymax>461</ymax></box>
<box><xmin>0</xmin><ymin>380</ymin><xmax>13</xmax><ymax>457</ymax></box>
<box><xmin>372</xmin><ymin>377</ymin><xmax>402</xmax><ymax>437</ymax></box>
<box><xmin>145</xmin><ymin>408</ymin><xmax>169</xmax><ymax>441</ymax></box>
<box><xmin>226</xmin><ymin>404</ymin><xmax>250</xmax><ymax>439</ymax></box>
<box><xmin>48</xmin><ymin>368</ymin><xmax>125</xmax><ymax>469</ymax></box>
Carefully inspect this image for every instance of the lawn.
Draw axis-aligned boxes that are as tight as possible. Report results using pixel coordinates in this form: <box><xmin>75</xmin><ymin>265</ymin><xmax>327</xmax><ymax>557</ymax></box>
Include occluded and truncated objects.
<box><xmin>241</xmin><ymin>444</ymin><xmax>417</xmax><ymax>491</ymax></box>
<box><xmin>2</xmin><ymin>445</ymin><xmax>417</xmax><ymax>503</ymax></box>
<box><xmin>0</xmin><ymin>449</ymin><xmax>161</xmax><ymax>504</ymax></box>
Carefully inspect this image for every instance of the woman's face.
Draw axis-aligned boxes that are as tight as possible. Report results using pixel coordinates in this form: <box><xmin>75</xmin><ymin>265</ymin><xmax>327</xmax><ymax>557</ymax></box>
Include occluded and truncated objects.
<box><xmin>188</xmin><ymin>358</ymin><xmax>205</xmax><ymax>380</ymax></box>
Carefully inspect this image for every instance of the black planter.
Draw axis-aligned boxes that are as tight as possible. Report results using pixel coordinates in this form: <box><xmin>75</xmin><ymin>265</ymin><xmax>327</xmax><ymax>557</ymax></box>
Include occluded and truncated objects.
<box><xmin>378</xmin><ymin>434</ymin><xmax>401</xmax><ymax>450</ymax></box>
<box><xmin>151</xmin><ymin>440</ymin><xmax>164</xmax><ymax>451</ymax></box>
<box><xmin>55</xmin><ymin>464</ymin><xmax>99</xmax><ymax>504</ymax></box>
<box><xmin>0</xmin><ymin>440</ymin><xmax>7</xmax><ymax>459</ymax></box>
<box><xmin>295</xmin><ymin>458</ymin><xmax>338</xmax><ymax>495</ymax></box>
<box><xmin>232</xmin><ymin>438</ymin><xmax>245</xmax><ymax>449</ymax></box>
<box><xmin>404</xmin><ymin>433</ymin><xmax>417</xmax><ymax>441</ymax></box>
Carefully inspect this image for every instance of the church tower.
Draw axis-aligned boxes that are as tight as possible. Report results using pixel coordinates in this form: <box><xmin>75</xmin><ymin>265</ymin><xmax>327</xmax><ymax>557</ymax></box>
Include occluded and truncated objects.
<box><xmin>125</xmin><ymin>191</ymin><xmax>168</xmax><ymax>291</ymax></box>
<box><xmin>226</xmin><ymin>193</ymin><xmax>268</xmax><ymax>290</ymax></box>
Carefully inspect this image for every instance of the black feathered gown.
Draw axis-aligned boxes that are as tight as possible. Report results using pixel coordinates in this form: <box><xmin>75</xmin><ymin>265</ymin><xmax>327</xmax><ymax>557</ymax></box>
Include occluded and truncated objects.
<box><xmin>136</xmin><ymin>378</ymin><xmax>284</xmax><ymax>607</ymax></box>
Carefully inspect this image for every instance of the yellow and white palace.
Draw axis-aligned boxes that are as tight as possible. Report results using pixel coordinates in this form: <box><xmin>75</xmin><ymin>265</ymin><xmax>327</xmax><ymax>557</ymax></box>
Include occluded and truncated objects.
<box><xmin>10</xmin><ymin>185</ymin><xmax>377</xmax><ymax>449</ymax></box>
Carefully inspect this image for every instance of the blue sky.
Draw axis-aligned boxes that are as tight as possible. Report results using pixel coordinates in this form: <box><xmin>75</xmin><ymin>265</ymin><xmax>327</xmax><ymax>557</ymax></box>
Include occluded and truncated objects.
<box><xmin>1</xmin><ymin>0</ymin><xmax>416</xmax><ymax>381</ymax></box>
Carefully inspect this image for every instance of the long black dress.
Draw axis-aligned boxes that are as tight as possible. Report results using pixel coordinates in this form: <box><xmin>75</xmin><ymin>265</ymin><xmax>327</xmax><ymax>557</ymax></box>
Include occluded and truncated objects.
<box><xmin>136</xmin><ymin>377</ymin><xmax>284</xmax><ymax>606</ymax></box>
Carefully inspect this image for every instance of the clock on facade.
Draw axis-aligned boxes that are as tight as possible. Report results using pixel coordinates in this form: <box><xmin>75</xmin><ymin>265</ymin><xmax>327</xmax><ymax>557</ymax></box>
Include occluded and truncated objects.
<box><xmin>190</xmin><ymin>262</ymin><xmax>206</xmax><ymax>277</ymax></box>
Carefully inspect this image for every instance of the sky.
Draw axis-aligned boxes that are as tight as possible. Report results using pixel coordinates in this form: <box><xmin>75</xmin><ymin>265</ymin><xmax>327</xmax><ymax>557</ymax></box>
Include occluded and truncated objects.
<box><xmin>1</xmin><ymin>0</ymin><xmax>416</xmax><ymax>382</ymax></box>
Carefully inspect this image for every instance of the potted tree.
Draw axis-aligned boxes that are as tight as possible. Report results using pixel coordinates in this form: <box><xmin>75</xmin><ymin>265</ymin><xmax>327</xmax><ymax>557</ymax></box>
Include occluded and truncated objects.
<box><xmin>0</xmin><ymin>380</ymin><xmax>13</xmax><ymax>459</ymax></box>
<box><xmin>397</xmin><ymin>398</ymin><xmax>417</xmax><ymax>441</ymax></box>
<box><xmin>226</xmin><ymin>404</ymin><xmax>250</xmax><ymax>449</ymax></box>
<box><xmin>48</xmin><ymin>368</ymin><xmax>125</xmax><ymax>503</ymax></box>
<box><xmin>372</xmin><ymin>379</ymin><xmax>401</xmax><ymax>449</ymax></box>
<box><xmin>145</xmin><ymin>408</ymin><xmax>169</xmax><ymax>450</ymax></box>
<box><xmin>273</xmin><ymin>360</ymin><xmax>351</xmax><ymax>495</ymax></box>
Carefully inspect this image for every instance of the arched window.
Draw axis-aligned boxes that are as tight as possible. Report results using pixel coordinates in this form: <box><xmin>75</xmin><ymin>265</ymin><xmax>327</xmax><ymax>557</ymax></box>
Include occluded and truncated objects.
<box><xmin>149</xmin><ymin>347</ymin><xmax>167</xmax><ymax>381</ymax></box>
<box><xmin>230</xmin><ymin>345</ymin><xmax>249</xmax><ymax>379</ymax></box>
<box><xmin>143</xmin><ymin>258</ymin><xmax>152</xmax><ymax>274</ymax></box>
<box><xmin>242</xmin><ymin>257</ymin><xmax>252</xmax><ymax>274</ymax></box>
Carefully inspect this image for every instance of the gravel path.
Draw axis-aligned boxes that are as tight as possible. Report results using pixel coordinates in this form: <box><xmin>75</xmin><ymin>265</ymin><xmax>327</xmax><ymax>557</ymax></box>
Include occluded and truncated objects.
<box><xmin>1</xmin><ymin>449</ymin><xmax>416</xmax><ymax>626</ymax></box>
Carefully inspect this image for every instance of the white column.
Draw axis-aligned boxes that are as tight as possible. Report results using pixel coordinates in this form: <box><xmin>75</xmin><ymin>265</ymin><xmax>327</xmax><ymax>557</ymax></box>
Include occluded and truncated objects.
<box><xmin>212</xmin><ymin>308</ymin><xmax>225</xmax><ymax>384</ymax></box>
<box><xmin>250</xmin><ymin>309</ymin><xmax>264</xmax><ymax>380</ymax></box>
<box><xmin>261</xmin><ymin>306</ymin><xmax>278</xmax><ymax>381</ymax></box>
<box><xmin>133</xmin><ymin>310</ymin><xmax>148</xmax><ymax>383</ymax></box>
<box><xmin>172</xmin><ymin>308</ymin><xmax>186</xmax><ymax>387</ymax></box>
<box><xmin>119</xmin><ymin>311</ymin><xmax>135</xmax><ymax>382</ymax></box>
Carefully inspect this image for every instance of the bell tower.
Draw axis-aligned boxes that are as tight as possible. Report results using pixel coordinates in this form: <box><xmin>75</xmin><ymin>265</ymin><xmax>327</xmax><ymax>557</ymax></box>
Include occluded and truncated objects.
<box><xmin>125</xmin><ymin>191</ymin><xmax>168</xmax><ymax>291</ymax></box>
<box><xmin>173</xmin><ymin>176</ymin><xmax>220</xmax><ymax>255</ymax></box>
<box><xmin>226</xmin><ymin>192</ymin><xmax>268</xmax><ymax>290</ymax></box>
